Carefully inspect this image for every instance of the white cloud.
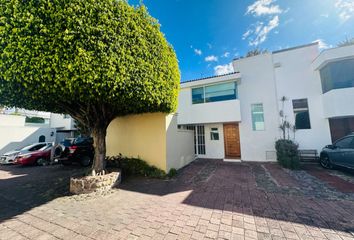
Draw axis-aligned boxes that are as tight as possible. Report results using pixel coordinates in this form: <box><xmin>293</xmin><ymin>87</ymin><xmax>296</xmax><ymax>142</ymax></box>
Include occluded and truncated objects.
<box><xmin>313</xmin><ymin>39</ymin><xmax>332</xmax><ymax>50</ymax></box>
<box><xmin>243</xmin><ymin>29</ymin><xmax>252</xmax><ymax>40</ymax></box>
<box><xmin>205</xmin><ymin>55</ymin><xmax>218</xmax><ymax>62</ymax></box>
<box><xmin>222</xmin><ymin>52</ymin><xmax>230</xmax><ymax>58</ymax></box>
<box><xmin>194</xmin><ymin>49</ymin><xmax>202</xmax><ymax>55</ymax></box>
<box><xmin>245</xmin><ymin>16</ymin><xmax>279</xmax><ymax>46</ymax></box>
<box><xmin>246</xmin><ymin>0</ymin><xmax>283</xmax><ymax>16</ymax></box>
<box><xmin>335</xmin><ymin>0</ymin><xmax>354</xmax><ymax>22</ymax></box>
<box><xmin>243</xmin><ymin>0</ymin><xmax>284</xmax><ymax>46</ymax></box>
<box><xmin>214</xmin><ymin>63</ymin><xmax>234</xmax><ymax>76</ymax></box>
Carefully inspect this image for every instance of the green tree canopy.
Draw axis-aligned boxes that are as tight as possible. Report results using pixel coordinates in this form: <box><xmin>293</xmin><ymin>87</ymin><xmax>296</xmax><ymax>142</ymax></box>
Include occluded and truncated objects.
<box><xmin>0</xmin><ymin>0</ymin><xmax>180</xmax><ymax>172</ymax></box>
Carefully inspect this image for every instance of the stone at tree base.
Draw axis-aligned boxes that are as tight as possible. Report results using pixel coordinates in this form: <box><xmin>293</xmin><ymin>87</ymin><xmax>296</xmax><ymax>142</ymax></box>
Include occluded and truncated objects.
<box><xmin>70</xmin><ymin>171</ymin><xmax>121</xmax><ymax>195</ymax></box>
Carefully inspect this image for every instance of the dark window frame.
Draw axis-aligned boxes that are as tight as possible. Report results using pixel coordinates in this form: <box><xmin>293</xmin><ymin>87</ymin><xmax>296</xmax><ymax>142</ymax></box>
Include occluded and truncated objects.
<box><xmin>210</xmin><ymin>128</ymin><xmax>220</xmax><ymax>140</ymax></box>
<box><xmin>191</xmin><ymin>81</ymin><xmax>238</xmax><ymax>105</ymax></box>
<box><xmin>319</xmin><ymin>58</ymin><xmax>354</xmax><ymax>93</ymax></box>
<box><xmin>292</xmin><ymin>98</ymin><xmax>311</xmax><ymax>130</ymax></box>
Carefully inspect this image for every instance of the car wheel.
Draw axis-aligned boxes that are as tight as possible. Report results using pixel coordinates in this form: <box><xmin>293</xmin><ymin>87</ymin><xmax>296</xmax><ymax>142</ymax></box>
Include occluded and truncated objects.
<box><xmin>36</xmin><ymin>158</ymin><xmax>48</xmax><ymax>166</ymax></box>
<box><xmin>54</xmin><ymin>145</ymin><xmax>64</xmax><ymax>158</ymax></box>
<box><xmin>80</xmin><ymin>156</ymin><xmax>92</xmax><ymax>167</ymax></box>
<box><xmin>320</xmin><ymin>154</ymin><xmax>332</xmax><ymax>169</ymax></box>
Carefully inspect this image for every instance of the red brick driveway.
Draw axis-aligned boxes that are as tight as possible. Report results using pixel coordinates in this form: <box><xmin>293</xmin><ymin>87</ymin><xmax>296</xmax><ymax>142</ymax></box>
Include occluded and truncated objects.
<box><xmin>1</xmin><ymin>159</ymin><xmax>354</xmax><ymax>240</ymax></box>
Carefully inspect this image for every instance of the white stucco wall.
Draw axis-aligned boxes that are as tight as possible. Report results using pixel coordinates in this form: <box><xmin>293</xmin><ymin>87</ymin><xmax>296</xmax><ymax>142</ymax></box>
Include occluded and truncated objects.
<box><xmin>322</xmin><ymin>87</ymin><xmax>354</xmax><ymax>118</ymax></box>
<box><xmin>202</xmin><ymin>123</ymin><xmax>225</xmax><ymax>159</ymax></box>
<box><xmin>178</xmin><ymin>73</ymin><xmax>241</xmax><ymax>125</ymax></box>
<box><xmin>233</xmin><ymin>53</ymin><xmax>280</xmax><ymax>161</ymax></box>
<box><xmin>273</xmin><ymin>44</ymin><xmax>332</xmax><ymax>152</ymax></box>
<box><xmin>177</xmin><ymin>88</ymin><xmax>241</xmax><ymax>125</ymax></box>
<box><xmin>0</xmin><ymin>114</ymin><xmax>26</xmax><ymax>127</ymax></box>
<box><xmin>50</xmin><ymin>113</ymin><xmax>76</xmax><ymax>130</ymax></box>
<box><xmin>312</xmin><ymin>45</ymin><xmax>354</xmax><ymax>70</ymax></box>
<box><xmin>0</xmin><ymin>127</ymin><xmax>56</xmax><ymax>155</ymax></box>
<box><xmin>166</xmin><ymin>114</ymin><xmax>195</xmax><ymax>171</ymax></box>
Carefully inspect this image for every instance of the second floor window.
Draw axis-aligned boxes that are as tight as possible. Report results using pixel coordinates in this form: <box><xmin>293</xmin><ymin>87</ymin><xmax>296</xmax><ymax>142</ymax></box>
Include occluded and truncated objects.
<box><xmin>192</xmin><ymin>82</ymin><xmax>237</xmax><ymax>104</ymax></box>
<box><xmin>320</xmin><ymin>58</ymin><xmax>354</xmax><ymax>93</ymax></box>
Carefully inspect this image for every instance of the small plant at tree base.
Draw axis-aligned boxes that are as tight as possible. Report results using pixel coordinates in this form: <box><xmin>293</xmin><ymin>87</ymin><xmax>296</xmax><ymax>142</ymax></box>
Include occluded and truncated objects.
<box><xmin>106</xmin><ymin>155</ymin><xmax>167</xmax><ymax>180</ymax></box>
<box><xmin>167</xmin><ymin>168</ymin><xmax>178</xmax><ymax>178</ymax></box>
<box><xmin>0</xmin><ymin>0</ymin><xmax>180</xmax><ymax>174</ymax></box>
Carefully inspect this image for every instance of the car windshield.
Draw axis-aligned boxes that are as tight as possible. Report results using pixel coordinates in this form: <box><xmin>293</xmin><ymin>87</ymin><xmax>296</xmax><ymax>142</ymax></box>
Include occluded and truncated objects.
<box><xmin>20</xmin><ymin>143</ymin><xmax>47</xmax><ymax>151</ymax></box>
<box><xmin>20</xmin><ymin>144</ymin><xmax>40</xmax><ymax>151</ymax></box>
<box><xmin>39</xmin><ymin>143</ymin><xmax>52</xmax><ymax>151</ymax></box>
<box><xmin>61</xmin><ymin>139</ymin><xmax>74</xmax><ymax>146</ymax></box>
<box><xmin>73</xmin><ymin>137</ymin><xmax>93</xmax><ymax>145</ymax></box>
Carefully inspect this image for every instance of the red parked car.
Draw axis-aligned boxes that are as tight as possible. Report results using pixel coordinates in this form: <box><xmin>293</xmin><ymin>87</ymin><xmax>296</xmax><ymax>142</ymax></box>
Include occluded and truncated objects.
<box><xmin>15</xmin><ymin>144</ymin><xmax>53</xmax><ymax>166</ymax></box>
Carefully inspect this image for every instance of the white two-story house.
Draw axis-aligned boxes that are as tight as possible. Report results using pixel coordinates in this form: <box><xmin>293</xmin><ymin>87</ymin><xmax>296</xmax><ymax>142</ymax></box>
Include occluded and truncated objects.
<box><xmin>177</xmin><ymin>42</ymin><xmax>354</xmax><ymax>161</ymax></box>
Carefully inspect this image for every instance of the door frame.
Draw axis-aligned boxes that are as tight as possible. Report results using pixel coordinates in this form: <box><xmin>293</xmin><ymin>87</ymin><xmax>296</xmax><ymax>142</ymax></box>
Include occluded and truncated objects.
<box><xmin>223</xmin><ymin>123</ymin><xmax>241</xmax><ymax>159</ymax></box>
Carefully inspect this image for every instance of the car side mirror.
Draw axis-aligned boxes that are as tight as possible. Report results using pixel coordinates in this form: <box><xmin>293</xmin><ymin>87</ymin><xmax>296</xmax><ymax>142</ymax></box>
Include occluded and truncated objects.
<box><xmin>326</xmin><ymin>144</ymin><xmax>336</xmax><ymax>150</ymax></box>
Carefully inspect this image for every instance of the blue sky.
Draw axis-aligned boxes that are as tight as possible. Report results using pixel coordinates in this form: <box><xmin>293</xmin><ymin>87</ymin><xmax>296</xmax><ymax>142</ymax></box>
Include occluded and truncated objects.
<box><xmin>129</xmin><ymin>0</ymin><xmax>354</xmax><ymax>82</ymax></box>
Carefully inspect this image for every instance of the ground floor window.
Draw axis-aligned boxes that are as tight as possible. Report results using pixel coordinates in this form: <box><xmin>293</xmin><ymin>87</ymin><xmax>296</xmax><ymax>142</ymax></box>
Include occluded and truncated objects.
<box><xmin>210</xmin><ymin>127</ymin><xmax>219</xmax><ymax>140</ymax></box>
<box><xmin>292</xmin><ymin>98</ymin><xmax>311</xmax><ymax>129</ymax></box>
<box><xmin>329</xmin><ymin>117</ymin><xmax>354</xmax><ymax>142</ymax></box>
<box><xmin>251</xmin><ymin>103</ymin><xmax>265</xmax><ymax>131</ymax></box>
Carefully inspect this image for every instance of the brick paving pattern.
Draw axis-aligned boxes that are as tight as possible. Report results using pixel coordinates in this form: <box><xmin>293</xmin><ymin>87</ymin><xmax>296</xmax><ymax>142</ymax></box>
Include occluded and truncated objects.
<box><xmin>303</xmin><ymin>165</ymin><xmax>354</xmax><ymax>193</ymax></box>
<box><xmin>1</xmin><ymin>159</ymin><xmax>354</xmax><ymax>240</ymax></box>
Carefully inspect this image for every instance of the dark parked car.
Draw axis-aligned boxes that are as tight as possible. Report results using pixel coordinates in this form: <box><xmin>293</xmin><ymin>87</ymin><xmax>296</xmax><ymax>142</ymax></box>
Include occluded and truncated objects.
<box><xmin>15</xmin><ymin>144</ymin><xmax>53</xmax><ymax>166</ymax></box>
<box><xmin>320</xmin><ymin>133</ymin><xmax>354</xmax><ymax>169</ymax></box>
<box><xmin>54</xmin><ymin>137</ymin><xmax>94</xmax><ymax>167</ymax></box>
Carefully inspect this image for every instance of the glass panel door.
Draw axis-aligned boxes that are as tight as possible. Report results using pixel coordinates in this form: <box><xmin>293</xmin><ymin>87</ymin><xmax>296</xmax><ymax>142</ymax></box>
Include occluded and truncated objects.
<box><xmin>196</xmin><ymin>125</ymin><xmax>206</xmax><ymax>155</ymax></box>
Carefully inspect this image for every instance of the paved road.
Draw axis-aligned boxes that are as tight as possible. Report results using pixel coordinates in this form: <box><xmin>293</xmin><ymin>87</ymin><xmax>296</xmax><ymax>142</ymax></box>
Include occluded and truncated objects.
<box><xmin>1</xmin><ymin>160</ymin><xmax>354</xmax><ymax>240</ymax></box>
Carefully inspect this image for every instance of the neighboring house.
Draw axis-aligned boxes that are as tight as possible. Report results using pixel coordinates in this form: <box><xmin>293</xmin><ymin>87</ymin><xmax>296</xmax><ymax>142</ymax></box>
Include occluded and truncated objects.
<box><xmin>49</xmin><ymin>113</ymin><xmax>77</xmax><ymax>143</ymax></box>
<box><xmin>0</xmin><ymin>112</ymin><xmax>76</xmax><ymax>155</ymax></box>
<box><xmin>177</xmin><ymin>43</ymin><xmax>354</xmax><ymax>161</ymax></box>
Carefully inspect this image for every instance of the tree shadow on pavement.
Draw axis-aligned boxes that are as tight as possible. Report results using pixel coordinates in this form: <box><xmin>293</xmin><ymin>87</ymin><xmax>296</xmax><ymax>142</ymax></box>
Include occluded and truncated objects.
<box><xmin>120</xmin><ymin>159</ymin><xmax>354</xmax><ymax>235</ymax></box>
<box><xmin>0</xmin><ymin>164</ymin><xmax>85</xmax><ymax>223</ymax></box>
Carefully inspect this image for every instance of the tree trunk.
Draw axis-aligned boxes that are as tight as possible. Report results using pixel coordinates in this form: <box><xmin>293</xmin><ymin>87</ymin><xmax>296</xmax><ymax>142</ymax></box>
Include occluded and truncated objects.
<box><xmin>92</xmin><ymin>126</ymin><xmax>107</xmax><ymax>174</ymax></box>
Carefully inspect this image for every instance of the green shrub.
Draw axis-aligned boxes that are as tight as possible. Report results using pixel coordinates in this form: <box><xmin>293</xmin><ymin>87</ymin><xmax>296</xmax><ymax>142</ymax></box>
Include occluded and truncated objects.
<box><xmin>275</xmin><ymin>139</ymin><xmax>300</xmax><ymax>169</ymax></box>
<box><xmin>25</xmin><ymin>116</ymin><xmax>45</xmax><ymax>124</ymax></box>
<box><xmin>167</xmin><ymin>168</ymin><xmax>178</xmax><ymax>178</ymax></box>
<box><xmin>106</xmin><ymin>155</ymin><xmax>167</xmax><ymax>180</ymax></box>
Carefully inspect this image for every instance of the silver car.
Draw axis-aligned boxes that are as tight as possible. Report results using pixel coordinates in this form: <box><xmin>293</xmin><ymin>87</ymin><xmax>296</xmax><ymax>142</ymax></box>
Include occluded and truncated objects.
<box><xmin>0</xmin><ymin>142</ymin><xmax>52</xmax><ymax>164</ymax></box>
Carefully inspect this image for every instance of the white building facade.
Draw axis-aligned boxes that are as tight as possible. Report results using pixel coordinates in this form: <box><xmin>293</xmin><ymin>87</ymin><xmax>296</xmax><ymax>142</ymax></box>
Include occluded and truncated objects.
<box><xmin>0</xmin><ymin>112</ymin><xmax>76</xmax><ymax>155</ymax></box>
<box><xmin>177</xmin><ymin>43</ymin><xmax>354</xmax><ymax>161</ymax></box>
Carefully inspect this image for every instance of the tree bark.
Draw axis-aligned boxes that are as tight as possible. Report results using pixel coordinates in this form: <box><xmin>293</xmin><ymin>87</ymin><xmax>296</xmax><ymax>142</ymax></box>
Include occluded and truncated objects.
<box><xmin>91</xmin><ymin>126</ymin><xmax>107</xmax><ymax>174</ymax></box>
